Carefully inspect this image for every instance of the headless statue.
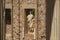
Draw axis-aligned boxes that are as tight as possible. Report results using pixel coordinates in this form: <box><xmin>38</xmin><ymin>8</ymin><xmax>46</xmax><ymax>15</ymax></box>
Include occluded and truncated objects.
<box><xmin>27</xmin><ymin>11</ymin><xmax>35</xmax><ymax>32</ymax></box>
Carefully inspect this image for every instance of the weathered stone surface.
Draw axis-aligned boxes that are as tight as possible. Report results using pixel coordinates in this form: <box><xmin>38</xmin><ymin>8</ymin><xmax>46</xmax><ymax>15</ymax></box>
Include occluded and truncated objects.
<box><xmin>12</xmin><ymin>0</ymin><xmax>20</xmax><ymax>40</ymax></box>
<box><xmin>6</xmin><ymin>25</ymin><xmax>12</xmax><ymax>40</ymax></box>
<box><xmin>5</xmin><ymin>0</ymin><xmax>46</xmax><ymax>40</ymax></box>
<box><xmin>38</xmin><ymin>0</ymin><xmax>46</xmax><ymax>40</ymax></box>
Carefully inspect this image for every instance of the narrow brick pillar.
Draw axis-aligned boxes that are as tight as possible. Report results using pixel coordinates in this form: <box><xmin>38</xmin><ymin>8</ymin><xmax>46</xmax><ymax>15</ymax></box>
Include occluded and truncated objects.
<box><xmin>38</xmin><ymin>0</ymin><xmax>46</xmax><ymax>40</ymax></box>
<box><xmin>12</xmin><ymin>0</ymin><xmax>20</xmax><ymax>40</ymax></box>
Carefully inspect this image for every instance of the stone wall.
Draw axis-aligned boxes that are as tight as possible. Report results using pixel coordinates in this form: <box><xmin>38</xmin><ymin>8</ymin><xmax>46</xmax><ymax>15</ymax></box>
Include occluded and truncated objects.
<box><xmin>5</xmin><ymin>0</ymin><xmax>46</xmax><ymax>40</ymax></box>
<box><xmin>5</xmin><ymin>0</ymin><xmax>12</xmax><ymax>40</ymax></box>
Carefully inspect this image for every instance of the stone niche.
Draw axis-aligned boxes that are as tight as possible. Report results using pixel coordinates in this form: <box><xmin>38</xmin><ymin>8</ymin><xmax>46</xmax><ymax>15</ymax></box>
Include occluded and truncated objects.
<box><xmin>20</xmin><ymin>0</ymin><xmax>37</xmax><ymax>40</ymax></box>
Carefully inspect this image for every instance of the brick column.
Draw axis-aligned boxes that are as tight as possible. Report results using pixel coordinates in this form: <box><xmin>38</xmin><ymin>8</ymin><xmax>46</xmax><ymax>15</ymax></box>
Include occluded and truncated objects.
<box><xmin>12</xmin><ymin>0</ymin><xmax>20</xmax><ymax>40</ymax></box>
<box><xmin>38</xmin><ymin>0</ymin><xmax>46</xmax><ymax>40</ymax></box>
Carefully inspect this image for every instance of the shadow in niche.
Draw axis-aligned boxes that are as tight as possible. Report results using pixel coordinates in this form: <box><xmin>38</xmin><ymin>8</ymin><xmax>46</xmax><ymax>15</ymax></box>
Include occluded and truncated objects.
<box><xmin>46</xmin><ymin>0</ymin><xmax>56</xmax><ymax>40</ymax></box>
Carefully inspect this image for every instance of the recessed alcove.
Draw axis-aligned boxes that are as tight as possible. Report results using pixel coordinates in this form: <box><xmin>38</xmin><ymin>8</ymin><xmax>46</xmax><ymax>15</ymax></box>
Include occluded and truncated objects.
<box><xmin>24</xmin><ymin>9</ymin><xmax>35</xmax><ymax>40</ymax></box>
<box><xmin>5</xmin><ymin>9</ymin><xmax>11</xmax><ymax>24</ymax></box>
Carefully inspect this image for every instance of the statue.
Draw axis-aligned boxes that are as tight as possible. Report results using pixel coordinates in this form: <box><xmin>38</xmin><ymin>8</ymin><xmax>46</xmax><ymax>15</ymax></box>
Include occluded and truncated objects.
<box><xmin>27</xmin><ymin>11</ymin><xmax>35</xmax><ymax>32</ymax></box>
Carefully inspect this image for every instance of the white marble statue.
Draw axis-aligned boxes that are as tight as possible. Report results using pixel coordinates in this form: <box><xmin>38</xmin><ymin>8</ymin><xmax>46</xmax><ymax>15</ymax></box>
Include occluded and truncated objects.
<box><xmin>27</xmin><ymin>11</ymin><xmax>35</xmax><ymax>32</ymax></box>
